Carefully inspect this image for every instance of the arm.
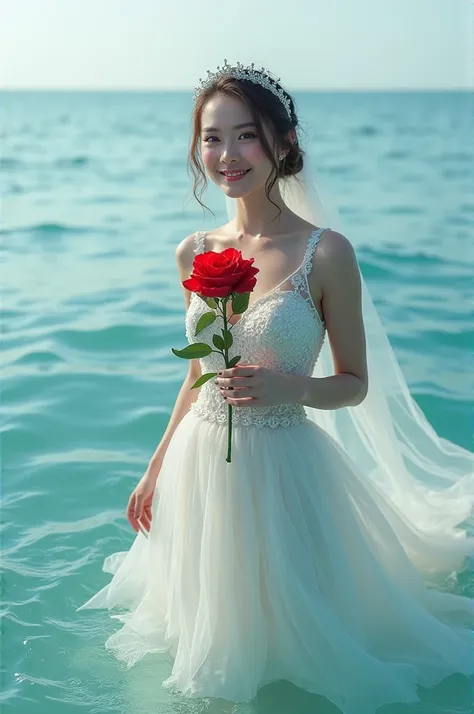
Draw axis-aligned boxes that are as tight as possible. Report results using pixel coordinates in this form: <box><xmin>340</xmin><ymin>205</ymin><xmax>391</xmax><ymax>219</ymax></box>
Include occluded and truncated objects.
<box><xmin>145</xmin><ymin>234</ymin><xmax>203</xmax><ymax>480</ymax></box>
<box><xmin>292</xmin><ymin>230</ymin><xmax>368</xmax><ymax>410</ymax></box>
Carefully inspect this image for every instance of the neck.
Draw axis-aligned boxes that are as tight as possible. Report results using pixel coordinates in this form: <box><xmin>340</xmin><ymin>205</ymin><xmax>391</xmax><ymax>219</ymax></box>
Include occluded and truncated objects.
<box><xmin>231</xmin><ymin>181</ymin><xmax>296</xmax><ymax>239</ymax></box>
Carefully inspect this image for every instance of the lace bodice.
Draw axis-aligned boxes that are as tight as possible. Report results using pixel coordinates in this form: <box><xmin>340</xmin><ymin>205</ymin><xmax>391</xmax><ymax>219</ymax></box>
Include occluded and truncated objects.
<box><xmin>185</xmin><ymin>228</ymin><xmax>329</xmax><ymax>428</ymax></box>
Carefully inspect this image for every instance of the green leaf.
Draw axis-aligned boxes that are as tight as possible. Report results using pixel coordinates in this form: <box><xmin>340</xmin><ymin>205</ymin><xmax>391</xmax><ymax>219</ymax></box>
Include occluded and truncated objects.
<box><xmin>198</xmin><ymin>294</ymin><xmax>219</xmax><ymax>309</ymax></box>
<box><xmin>223</xmin><ymin>329</ymin><xmax>233</xmax><ymax>349</ymax></box>
<box><xmin>212</xmin><ymin>333</ymin><xmax>225</xmax><ymax>351</ymax></box>
<box><xmin>231</xmin><ymin>292</ymin><xmax>250</xmax><ymax>315</ymax></box>
<box><xmin>171</xmin><ymin>343</ymin><xmax>212</xmax><ymax>359</ymax></box>
<box><xmin>195</xmin><ymin>311</ymin><xmax>216</xmax><ymax>335</ymax></box>
<box><xmin>190</xmin><ymin>372</ymin><xmax>217</xmax><ymax>389</ymax></box>
<box><xmin>227</xmin><ymin>354</ymin><xmax>241</xmax><ymax>368</ymax></box>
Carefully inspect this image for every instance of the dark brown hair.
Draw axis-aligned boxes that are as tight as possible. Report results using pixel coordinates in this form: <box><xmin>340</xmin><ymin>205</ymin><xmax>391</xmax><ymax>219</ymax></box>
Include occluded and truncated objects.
<box><xmin>187</xmin><ymin>69</ymin><xmax>305</xmax><ymax>221</ymax></box>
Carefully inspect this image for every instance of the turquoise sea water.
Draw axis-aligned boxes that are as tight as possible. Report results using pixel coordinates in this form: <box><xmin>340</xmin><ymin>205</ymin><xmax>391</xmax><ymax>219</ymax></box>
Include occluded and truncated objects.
<box><xmin>2</xmin><ymin>90</ymin><xmax>473</xmax><ymax>713</ymax></box>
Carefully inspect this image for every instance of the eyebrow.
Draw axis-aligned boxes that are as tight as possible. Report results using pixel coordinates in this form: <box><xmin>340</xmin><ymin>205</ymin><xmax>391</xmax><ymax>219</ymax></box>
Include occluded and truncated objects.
<box><xmin>201</xmin><ymin>122</ymin><xmax>257</xmax><ymax>132</ymax></box>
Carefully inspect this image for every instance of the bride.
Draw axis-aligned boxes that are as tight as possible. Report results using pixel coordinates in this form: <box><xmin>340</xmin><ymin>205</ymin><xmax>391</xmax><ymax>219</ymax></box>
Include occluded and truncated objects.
<box><xmin>77</xmin><ymin>61</ymin><xmax>473</xmax><ymax>713</ymax></box>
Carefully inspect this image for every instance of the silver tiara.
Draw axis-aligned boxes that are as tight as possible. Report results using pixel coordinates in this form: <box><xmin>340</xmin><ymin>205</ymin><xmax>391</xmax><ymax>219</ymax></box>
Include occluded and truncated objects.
<box><xmin>193</xmin><ymin>60</ymin><xmax>292</xmax><ymax>121</ymax></box>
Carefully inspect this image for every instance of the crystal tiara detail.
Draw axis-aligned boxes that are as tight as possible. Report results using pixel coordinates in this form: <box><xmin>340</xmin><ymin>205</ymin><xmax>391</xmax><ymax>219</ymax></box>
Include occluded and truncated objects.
<box><xmin>193</xmin><ymin>60</ymin><xmax>292</xmax><ymax>121</ymax></box>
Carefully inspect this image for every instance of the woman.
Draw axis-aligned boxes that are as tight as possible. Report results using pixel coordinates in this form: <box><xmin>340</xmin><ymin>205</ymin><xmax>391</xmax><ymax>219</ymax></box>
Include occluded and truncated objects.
<box><xmin>77</xmin><ymin>62</ymin><xmax>473</xmax><ymax>713</ymax></box>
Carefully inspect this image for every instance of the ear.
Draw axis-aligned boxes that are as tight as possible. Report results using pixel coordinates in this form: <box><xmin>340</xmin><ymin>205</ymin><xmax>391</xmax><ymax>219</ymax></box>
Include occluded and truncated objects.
<box><xmin>286</xmin><ymin>129</ymin><xmax>296</xmax><ymax>145</ymax></box>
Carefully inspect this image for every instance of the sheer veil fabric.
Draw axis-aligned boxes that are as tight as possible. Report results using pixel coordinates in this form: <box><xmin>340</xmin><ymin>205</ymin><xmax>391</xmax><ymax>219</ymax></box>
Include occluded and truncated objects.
<box><xmin>74</xmin><ymin>123</ymin><xmax>474</xmax><ymax>711</ymax></box>
<box><xmin>225</xmin><ymin>149</ymin><xmax>474</xmax><ymax>572</ymax></box>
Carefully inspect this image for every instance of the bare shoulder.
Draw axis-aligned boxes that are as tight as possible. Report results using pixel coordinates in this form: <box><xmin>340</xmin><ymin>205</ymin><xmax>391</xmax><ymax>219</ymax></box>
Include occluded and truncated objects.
<box><xmin>318</xmin><ymin>229</ymin><xmax>357</xmax><ymax>260</ymax></box>
<box><xmin>175</xmin><ymin>232</ymin><xmax>199</xmax><ymax>281</ymax></box>
<box><xmin>175</xmin><ymin>233</ymin><xmax>199</xmax><ymax>312</ymax></box>
<box><xmin>175</xmin><ymin>232</ymin><xmax>196</xmax><ymax>264</ymax></box>
<box><xmin>316</xmin><ymin>229</ymin><xmax>359</xmax><ymax>281</ymax></box>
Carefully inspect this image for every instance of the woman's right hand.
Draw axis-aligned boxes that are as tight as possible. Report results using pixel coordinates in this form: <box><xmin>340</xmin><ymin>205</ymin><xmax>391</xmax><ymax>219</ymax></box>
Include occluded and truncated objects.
<box><xmin>126</xmin><ymin>469</ymin><xmax>159</xmax><ymax>534</ymax></box>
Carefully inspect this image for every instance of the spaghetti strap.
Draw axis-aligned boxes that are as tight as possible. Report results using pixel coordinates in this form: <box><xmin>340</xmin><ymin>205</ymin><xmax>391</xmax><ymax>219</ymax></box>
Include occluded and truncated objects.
<box><xmin>290</xmin><ymin>227</ymin><xmax>329</xmax><ymax>326</ymax></box>
<box><xmin>194</xmin><ymin>231</ymin><xmax>207</xmax><ymax>255</ymax></box>
<box><xmin>302</xmin><ymin>227</ymin><xmax>330</xmax><ymax>276</ymax></box>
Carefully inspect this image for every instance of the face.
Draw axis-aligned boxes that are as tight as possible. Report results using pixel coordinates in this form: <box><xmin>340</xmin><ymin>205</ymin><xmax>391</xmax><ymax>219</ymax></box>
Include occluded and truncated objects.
<box><xmin>200</xmin><ymin>93</ymin><xmax>278</xmax><ymax>197</ymax></box>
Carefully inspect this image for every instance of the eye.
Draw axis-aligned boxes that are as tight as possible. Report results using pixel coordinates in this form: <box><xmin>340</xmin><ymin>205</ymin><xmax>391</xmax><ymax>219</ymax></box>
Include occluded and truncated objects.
<box><xmin>202</xmin><ymin>132</ymin><xmax>258</xmax><ymax>143</ymax></box>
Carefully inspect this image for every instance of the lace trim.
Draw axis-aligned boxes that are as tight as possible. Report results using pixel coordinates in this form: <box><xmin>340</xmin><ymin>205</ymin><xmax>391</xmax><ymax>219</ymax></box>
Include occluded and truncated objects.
<box><xmin>194</xmin><ymin>231</ymin><xmax>206</xmax><ymax>254</ymax></box>
<box><xmin>191</xmin><ymin>397</ymin><xmax>308</xmax><ymax>429</ymax></box>
<box><xmin>303</xmin><ymin>229</ymin><xmax>325</xmax><ymax>275</ymax></box>
<box><xmin>288</xmin><ymin>228</ymin><xmax>328</xmax><ymax>323</ymax></box>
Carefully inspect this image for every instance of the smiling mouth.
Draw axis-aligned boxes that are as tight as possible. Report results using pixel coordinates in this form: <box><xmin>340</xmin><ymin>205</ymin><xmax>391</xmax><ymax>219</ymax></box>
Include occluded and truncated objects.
<box><xmin>219</xmin><ymin>169</ymin><xmax>252</xmax><ymax>177</ymax></box>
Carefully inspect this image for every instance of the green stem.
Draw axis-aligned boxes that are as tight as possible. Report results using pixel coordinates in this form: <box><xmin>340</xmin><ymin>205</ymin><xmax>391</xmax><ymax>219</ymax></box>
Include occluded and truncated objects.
<box><xmin>221</xmin><ymin>297</ymin><xmax>233</xmax><ymax>464</ymax></box>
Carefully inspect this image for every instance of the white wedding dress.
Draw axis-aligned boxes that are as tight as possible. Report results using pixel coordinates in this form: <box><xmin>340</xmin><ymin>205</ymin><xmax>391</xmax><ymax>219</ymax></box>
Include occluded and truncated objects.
<box><xmin>77</xmin><ymin>228</ymin><xmax>473</xmax><ymax>714</ymax></box>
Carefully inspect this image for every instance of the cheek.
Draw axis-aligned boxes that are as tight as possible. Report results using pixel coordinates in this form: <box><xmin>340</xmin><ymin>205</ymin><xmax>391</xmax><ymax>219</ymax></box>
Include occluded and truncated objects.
<box><xmin>201</xmin><ymin>148</ymin><xmax>215</xmax><ymax>171</ymax></box>
<box><xmin>244</xmin><ymin>144</ymin><xmax>267</xmax><ymax>163</ymax></box>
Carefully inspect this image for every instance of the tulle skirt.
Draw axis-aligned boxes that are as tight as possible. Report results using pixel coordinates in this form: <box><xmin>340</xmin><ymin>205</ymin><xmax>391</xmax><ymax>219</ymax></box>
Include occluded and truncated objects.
<box><xmin>76</xmin><ymin>409</ymin><xmax>473</xmax><ymax>714</ymax></box>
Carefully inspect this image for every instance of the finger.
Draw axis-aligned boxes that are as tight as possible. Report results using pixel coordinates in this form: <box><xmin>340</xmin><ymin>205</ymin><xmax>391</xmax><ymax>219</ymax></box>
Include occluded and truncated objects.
<box><xmin>220</xmin><ymin>377</ymin><xmax>252</xmax><ymax>389</ymax></box>
<box><xmin>144</xmin><ymin>502</ymin><xmax>152</xmax><ymax>517</ymax></box>
<box><xmin>136</xmin><ymin>519</ymin><xmax>149</xmax><ymax>538</ymax></box>
<box><xmin>221</xmin><ymin>386</ymin><xmax>251</xmax><ymax>396</ymax></box>
<box><xmin>234</xmin><ymin>365</ymin><xmax>257</xmax><ymax>376</ymax></box>
<box><xmin>140</xmin><ymin>518</ymin><xmax>151</xmax><ymax>533</ymax></box>
<box><xmin>127</xmin><ymin>510</ymin><xmax>140</xmax><ymax>532</ymax></box>
<box><xmin>234</xmin><ymin>378</ymin><xmax>256</xmax><ymax>388</ymax></box>
<box><xmin>134</xmin><ymin>496</ymin><xmax>144</xmax><ymax>520</ymax></box>
<box><xmin>126</xmin><ymin>495</ymin><xmax>136</xmax><ymax>520</ymax></box>
<box><xmin>225</xmin><ymin>379</ymin><xmax>256</xmax><ymax>390</ymax></box>
<box><xmin>218</xmin><ymin>365</ymin><xmax>254</xmax><ymax>379</ymax></box>
<box><xmin>140</xmin><ymin>512</ymin><xmax>152</xmax><ymax>532</ymax></box>
<box><xmin>226</xmin><ymin>396</ymin><xmax>256</xmax><ymax>406</ymax></box>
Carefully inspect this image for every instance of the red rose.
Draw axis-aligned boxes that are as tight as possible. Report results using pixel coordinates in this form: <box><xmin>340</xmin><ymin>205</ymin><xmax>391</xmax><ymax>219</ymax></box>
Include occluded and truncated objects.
<box><xmin>182</xmin><ymin>248</ymin><xmax>259</xmax><ymax>298</ymax></box>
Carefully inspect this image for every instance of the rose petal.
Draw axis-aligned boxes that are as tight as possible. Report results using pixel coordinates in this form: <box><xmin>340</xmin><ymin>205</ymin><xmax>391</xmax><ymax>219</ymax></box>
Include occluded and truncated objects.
<box><xmin>187</xmin><ymin>250</ymin><xmax>259</xmax><ymax>299</ymax></box>
<box><xmin>182</xmin><ymin>277</ymin><xmax>203</xmax><ymax>292</ymax></box>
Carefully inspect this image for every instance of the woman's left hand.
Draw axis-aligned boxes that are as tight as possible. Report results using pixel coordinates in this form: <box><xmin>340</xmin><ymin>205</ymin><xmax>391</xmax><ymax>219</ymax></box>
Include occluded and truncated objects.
<box><xmin>215</xmin><ymin>363</ymin><xmax>301</xmax><ymax>408</ymax></box>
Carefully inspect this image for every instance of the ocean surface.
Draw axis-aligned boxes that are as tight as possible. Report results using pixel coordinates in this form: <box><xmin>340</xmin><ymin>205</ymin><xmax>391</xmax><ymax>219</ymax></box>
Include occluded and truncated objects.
<box><xmin>2</xmin><ymin>90</ymin><xmax>473</xmax><ymax>713</ymax></box>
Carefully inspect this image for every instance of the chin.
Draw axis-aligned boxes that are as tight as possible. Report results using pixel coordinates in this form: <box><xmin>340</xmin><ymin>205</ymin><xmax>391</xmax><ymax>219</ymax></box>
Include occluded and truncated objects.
<box><xmin>217</xmin><ymin>177</ymin><xmax>262</xmax><ymax>199</ymax></box>
<box><xmin>220</xmin><ymin>184</ymin><xmax>253</xmax><ymax>198</ymax></box>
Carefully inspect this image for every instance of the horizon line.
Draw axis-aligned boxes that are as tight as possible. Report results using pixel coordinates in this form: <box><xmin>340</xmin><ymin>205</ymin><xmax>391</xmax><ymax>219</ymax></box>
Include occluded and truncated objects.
<box><xmin>1</xmin><ymin>86</ymin><xmax>473</xmax><ymax>93</ymax></box>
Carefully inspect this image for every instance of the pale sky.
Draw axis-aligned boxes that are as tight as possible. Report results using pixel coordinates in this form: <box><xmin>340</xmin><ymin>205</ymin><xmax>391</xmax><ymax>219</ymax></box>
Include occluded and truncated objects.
<box><xmin>1</xmin><ymin>0</ymin><xmax>472</xmax><ymax>90</ymax></box>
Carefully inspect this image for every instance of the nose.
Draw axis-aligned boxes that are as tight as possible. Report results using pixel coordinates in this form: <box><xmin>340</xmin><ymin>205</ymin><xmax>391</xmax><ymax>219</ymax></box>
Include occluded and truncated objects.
<box><xmin>220</xmin><ymin>146</ymin><xmax>239</xmax><ymax>164</ymax></box>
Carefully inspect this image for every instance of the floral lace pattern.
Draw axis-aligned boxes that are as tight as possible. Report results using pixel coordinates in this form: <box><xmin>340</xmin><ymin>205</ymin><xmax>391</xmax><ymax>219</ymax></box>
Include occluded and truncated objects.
<box><xmin>185</xmin><ymin>228</ymin><xmax>328</xmax><ymax>428</ymax></box>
